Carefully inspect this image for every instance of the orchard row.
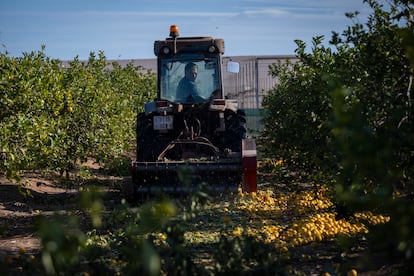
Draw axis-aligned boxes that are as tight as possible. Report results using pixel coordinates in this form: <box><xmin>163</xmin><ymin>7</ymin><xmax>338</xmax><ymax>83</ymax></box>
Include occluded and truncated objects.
<box><xmin>0</xmin><ymin>48</ymin><xmax>156</xmax><ymax>180</ymax></box>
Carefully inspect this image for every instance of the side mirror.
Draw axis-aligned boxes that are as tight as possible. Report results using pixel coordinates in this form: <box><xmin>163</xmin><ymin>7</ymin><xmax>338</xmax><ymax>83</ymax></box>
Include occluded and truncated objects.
<box><xmin>227</xmin><ymin>61</ymin><xmax>240</xmax><ymax>73</ymax></box>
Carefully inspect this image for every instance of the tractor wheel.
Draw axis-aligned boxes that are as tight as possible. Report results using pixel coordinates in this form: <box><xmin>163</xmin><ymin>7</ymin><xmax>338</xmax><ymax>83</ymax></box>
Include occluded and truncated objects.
<box><xmin>223</xmin><ymin>109</ymin><xmax>247</xmax><ymax>152</ymax></box>
<box><xmin>136</xmin><ymin>114</ymin><xmax>158</xmax><ymax>161</ymax></box>
<box><xmin>136</xmin><ymin>113</ymin><xmax>169</xmax><ymax>161</ymax></box>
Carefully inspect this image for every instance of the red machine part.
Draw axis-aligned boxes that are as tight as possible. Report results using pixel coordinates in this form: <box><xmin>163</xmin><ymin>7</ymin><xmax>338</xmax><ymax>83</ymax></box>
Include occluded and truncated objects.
<box><xmin>242</xmin><ymin>139</ymin><xmax>257</xmax><ymax>192</ymax></box>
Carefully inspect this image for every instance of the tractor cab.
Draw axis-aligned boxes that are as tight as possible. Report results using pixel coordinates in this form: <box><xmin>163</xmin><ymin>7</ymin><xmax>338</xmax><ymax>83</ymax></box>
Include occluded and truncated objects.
<box><xmin>159</xmin><ymin>53</ymin><xmax>221</xmax><ymax>104</ymax></box>
<box><xmin>153</xmin><ymin>25</ymin><xmax>236</xmax><ymax>105</ymax></box>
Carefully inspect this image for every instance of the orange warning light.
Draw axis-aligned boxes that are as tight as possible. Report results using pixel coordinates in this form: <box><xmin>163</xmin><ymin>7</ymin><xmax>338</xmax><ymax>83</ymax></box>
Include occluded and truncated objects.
<box><xmin>169</xmin><ymin>25</ymin><xmax>179</xmax><ymax>38</ymax></box>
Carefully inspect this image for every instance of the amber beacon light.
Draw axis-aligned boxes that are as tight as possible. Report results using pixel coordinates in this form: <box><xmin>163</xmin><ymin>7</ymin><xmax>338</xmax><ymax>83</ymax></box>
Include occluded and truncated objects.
<box><xmin>169</xmin><ymin>25</ymin><xmax>179</xmax><ymax>38</ymax></box>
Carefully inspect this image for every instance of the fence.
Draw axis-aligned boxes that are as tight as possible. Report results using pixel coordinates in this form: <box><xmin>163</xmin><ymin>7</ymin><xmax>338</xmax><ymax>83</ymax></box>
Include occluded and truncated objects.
<box><xmin>221</xmin><ymin>56</ymin><xmax>297</xmax><ymax>136</ymax></box>
<box><xmin>221</xmin><ymin>56</ymin><xmax>297</xmax><ymax>109</ymax></box>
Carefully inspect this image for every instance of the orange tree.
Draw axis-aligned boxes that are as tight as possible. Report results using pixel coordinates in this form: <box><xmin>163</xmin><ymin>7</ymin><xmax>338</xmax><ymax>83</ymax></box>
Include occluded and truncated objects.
<box><xmin>0</xmin><ymin>48</ymin><xmax>156</xmax><ymax>180</ymax></box>
<box><xmin>57</xmin><ymin>52</ymin><xmax>156</xmax><ymax>175</ymax></box>
<box><xmin>0</xmin><ymin>48</ymin><xmax>67</xmax><ymax>180</ymax></box>
<box><xmin>262</xmin><ymin>0</ymin><xmax>413</xmax><ymax>264</ymax></box>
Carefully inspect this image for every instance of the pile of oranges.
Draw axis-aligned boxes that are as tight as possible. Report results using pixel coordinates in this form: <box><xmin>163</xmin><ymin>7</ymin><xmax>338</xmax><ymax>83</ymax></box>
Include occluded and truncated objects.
<box><xmin>229</xmin><ymin>186</ymin><xmax>390</xmax><ymax>251</ymax></box>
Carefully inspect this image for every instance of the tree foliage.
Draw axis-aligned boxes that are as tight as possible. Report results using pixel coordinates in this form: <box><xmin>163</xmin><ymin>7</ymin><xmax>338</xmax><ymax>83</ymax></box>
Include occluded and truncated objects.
<box><xmin>262</xmin><ymin>0</ymin><xmax>414</xmax><ymax>262</ymax></box>
<box><xmin>0</xmin><ymin>48</ymin><xmax>156</xmax><ymax>180</ymax></box>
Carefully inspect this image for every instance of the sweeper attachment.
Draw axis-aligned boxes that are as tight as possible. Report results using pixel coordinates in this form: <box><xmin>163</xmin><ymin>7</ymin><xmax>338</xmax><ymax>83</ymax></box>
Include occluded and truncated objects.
<box><xmin>124</xmin><ymin>25</ymin><xmax>257</xmax><ymax>199</ymax></box>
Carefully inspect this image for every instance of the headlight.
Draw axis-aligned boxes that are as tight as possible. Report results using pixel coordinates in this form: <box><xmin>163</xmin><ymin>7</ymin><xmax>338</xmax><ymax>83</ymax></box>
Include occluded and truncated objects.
<box><xmin>162</xmin><ymin>47</ymin><xmax>171</xmax><ymax>55</ymax></box>
<box><xmin>208</xmin><ymin>45</ymin><xmax>217</xmax><ymax>53</ymax></box>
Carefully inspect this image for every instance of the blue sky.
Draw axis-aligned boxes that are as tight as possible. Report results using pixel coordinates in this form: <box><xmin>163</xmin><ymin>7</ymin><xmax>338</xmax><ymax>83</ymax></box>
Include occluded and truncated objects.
<box><xmin>1</xmin><ymin>0</ymin><xmax>385</xmax><ymax>60</ymax></box>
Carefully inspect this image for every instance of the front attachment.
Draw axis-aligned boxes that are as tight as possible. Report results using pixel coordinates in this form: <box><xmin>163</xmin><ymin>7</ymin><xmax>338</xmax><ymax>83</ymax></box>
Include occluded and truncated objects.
<box><xmin>129</xmin><ymin>158</ymin><xmax>243</xmax><ymax>197</ymax></box>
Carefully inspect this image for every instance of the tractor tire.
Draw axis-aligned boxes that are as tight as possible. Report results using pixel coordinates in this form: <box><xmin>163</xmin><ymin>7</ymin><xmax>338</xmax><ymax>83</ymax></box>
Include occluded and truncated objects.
<box><xmin>136</xmin><ymin>113</ymin><xmax>166</xmax><ymax>161</ymax></box>
<box><xmin>136</xmin><ymin>113</ymin><xmax>153</xmax><ymax>161</ymax></box>
<box><xmin>223</xmin><ymin>109</ymin><xmax>247</xmax><ymax>152</ymax></box>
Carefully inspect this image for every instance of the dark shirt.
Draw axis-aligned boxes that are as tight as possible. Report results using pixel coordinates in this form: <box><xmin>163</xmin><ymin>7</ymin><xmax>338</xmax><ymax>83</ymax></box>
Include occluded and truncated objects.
<box><xmin>176</xmin><ymin>77</ymin><xmax>203</xmax><ymax>102</ymax></box>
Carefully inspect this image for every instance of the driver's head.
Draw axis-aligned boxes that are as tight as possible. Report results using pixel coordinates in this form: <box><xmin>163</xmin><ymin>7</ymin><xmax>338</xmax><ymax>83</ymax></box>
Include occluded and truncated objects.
<box><xmin>185</xmin><ymin>63</ymin><xmax>198</xmax><ymax>81</ymax></box>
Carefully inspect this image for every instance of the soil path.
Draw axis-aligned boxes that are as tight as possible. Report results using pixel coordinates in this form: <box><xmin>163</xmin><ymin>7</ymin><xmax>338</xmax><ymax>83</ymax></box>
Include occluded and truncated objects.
<box><xmin>0</xmin><ymin>173</ymin><xmax>80</xmax><ymax>258</ymax></box>
<box><xmin>0</xmin><ymin>159</ymin><xmax>121</xmax><ymax>259</ymax></box>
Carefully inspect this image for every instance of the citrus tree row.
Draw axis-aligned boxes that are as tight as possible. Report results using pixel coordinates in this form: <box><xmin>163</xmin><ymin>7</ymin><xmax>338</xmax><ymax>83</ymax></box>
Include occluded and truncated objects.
<box><xmin>261</xmin><ymin>0</ymin><xmax>413</xmax><ymax>264</ymax></box>
<box><xmin>0</xmin><ymin>47</ymin><xmax>156</xmax><ymax>180</ymax></box>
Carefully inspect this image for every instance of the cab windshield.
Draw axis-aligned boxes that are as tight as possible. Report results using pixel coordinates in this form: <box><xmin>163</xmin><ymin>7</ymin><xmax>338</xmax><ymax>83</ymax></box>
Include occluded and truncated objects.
<box><xmin>159</xmin><ymin>53</ymin><xmax>220</xmax><ymax>103</ymax></box>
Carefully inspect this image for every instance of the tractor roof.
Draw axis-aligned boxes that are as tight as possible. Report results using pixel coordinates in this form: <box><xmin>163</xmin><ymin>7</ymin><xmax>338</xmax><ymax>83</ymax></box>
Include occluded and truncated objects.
<box><xmin>154</xmin><ymin>36</ymin><xmax>225</xmax><ymax>56</ymax></box>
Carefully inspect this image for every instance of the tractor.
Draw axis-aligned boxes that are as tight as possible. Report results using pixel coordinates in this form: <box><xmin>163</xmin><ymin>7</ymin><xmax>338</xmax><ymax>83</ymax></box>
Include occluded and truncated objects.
<box><xmin>125</xmin><ymin>25</ymin><xmax>256</xmax><ymax>199</ymax></box>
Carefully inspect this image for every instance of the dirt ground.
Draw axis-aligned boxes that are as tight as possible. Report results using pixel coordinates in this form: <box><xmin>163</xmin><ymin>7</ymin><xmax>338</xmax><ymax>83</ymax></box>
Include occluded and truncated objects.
<box><xmin>0</xmin><ymin>159</ymin><xmax>122</xmax><ymax>261</ymax></box>
<box><xmin>0</xmin><ymin>173</ymin><xmax>77</xmax><ymax>257</ymax></box>
<box><xmin>0</xmin><ymin>169</ymin><xmax>411</xmax><ymax>275</ymax></box>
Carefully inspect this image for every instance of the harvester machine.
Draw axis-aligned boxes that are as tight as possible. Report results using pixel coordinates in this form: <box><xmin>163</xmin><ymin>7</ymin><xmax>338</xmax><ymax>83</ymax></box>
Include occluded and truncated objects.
<box><xmin>125</xmin><ymin>25</ymin><xmax>257</xmax><ymax>199</ymax></box>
